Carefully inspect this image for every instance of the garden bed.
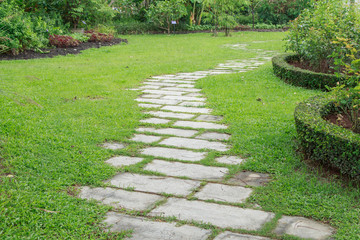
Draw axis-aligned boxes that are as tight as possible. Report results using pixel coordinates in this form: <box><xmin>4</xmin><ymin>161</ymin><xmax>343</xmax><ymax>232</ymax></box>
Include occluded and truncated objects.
<box><xmin>0</xmin><ymin>38</ymin><xmax>128</xmax><ymax>61</ymax></box>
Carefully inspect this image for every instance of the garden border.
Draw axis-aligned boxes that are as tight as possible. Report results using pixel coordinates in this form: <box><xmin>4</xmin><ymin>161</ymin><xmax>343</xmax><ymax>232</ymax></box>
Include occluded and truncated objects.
<box><xmin>295</xmin><ymin>94</ymin><xmax>360</xmax><ymax>179</ymax></box>
<box><xmin>272</xmin><ymin>53</ymin><xmax>342</xmax><ymax>90</ymax></box>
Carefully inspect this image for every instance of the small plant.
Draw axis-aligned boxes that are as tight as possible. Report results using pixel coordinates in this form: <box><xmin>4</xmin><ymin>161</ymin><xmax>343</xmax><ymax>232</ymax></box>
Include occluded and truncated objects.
<box><xmin>328</xmin><ymin>84</ymin><xmax>360</xmax><ymax>133</ymax></box>
<box><xmin>69</xmin><ymin>33</ymin><xmax>90</xmax><ymax>43</ymax></box>
<box><xmin>84</xmin><ymin>30</ymin><xmax>114</xmax><ymax>42</ymax></box>
<box><xmin>49</xmin><ymin>35</ymin><xmax>80</xmax><ymax>48</ymax></box>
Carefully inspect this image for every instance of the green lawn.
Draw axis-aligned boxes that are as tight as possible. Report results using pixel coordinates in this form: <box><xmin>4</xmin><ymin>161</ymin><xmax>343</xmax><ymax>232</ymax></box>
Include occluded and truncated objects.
<box><xmin>0</xmin><ymin>32</ymin><xmax>359</xmax><ymax>239</ymax></box>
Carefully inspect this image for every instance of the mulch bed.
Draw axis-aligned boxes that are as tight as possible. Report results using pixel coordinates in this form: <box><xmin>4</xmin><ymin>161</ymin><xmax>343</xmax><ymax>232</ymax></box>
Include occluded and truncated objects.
<box><xmin>325</xmin><ymin>111</ymin><xmax>360</xmax><ymax>134</ymax></box>
<box><xmin>288</xmin><ymin>59</ymin><xmax>335</xmax><ymax>75</ymax></box>
<box><xmin>0</xmin><ymin>38</ymin><xmax>128</xmax><ymax>61</ymax></box>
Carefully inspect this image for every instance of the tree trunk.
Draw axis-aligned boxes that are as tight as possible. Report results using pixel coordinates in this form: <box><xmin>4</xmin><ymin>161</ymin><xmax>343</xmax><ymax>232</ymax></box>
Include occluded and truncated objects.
<box><xmin>252</xmin><ymin>10</ymin><xmax>255</xmax><ymax>30</ymax></box>
<box><xmin>197</xmin><ymin>3</ymin><xmax>204</xmax><ymax>25</ymax></box>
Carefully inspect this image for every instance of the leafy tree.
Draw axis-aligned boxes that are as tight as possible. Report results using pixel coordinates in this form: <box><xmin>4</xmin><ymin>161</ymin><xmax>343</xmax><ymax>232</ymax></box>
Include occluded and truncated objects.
<box><xmin>146</xmin><ymin>0</ymin><xmax>187</xmax><ymax>34</ymax></box>
<box><xmin>246</xmin><ymin>0</ymin><xmax>262</xmax><ymax>29</ymax></box>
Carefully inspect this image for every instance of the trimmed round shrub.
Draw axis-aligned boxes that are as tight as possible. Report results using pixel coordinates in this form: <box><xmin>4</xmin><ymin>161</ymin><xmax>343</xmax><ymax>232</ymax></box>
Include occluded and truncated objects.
<box><xmin>272</xmin><ymin>53</ymin><xmax>345</xmax><ymax>90</ymax></box>
<box><xmin>294</xmin><ymin>94</ymin><xmax>360</xmax><ymax>179</ymax></box>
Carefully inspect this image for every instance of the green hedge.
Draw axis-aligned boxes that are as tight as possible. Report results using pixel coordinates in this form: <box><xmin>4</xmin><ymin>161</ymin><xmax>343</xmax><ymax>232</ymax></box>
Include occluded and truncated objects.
<box><xmin>295</xmin><ymin>94</ymin><xmax>360</xmax><ymax>179</ymax></box>
<box><xmin>272</xmin><ymin>53</ymin><xmax>343</xmax><ymax>90</ymax></box>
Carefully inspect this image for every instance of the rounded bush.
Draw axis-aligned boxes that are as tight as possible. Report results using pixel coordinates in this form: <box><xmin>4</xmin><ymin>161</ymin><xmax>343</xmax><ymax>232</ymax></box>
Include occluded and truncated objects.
<box><xmin>272</xmin><ymin>53</ymin><xmax>343</xmax><ymax>90</ymax></box>
<box><xmin>294</xmin><ymin>94</ymin><xmax>360</xmax><ymax>179</ymax></box>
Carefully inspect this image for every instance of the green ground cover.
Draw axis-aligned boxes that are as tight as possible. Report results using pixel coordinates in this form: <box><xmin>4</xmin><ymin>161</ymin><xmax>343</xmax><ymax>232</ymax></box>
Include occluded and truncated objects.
<box><xmin>0</xmin><ymin>32</ymin><xmax>359</xmax><ymax>239</ymax></box>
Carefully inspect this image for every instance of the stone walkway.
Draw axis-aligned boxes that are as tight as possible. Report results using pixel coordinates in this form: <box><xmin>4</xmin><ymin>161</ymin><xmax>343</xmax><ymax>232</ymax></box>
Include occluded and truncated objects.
<box><xmin>79</xmin><ymin>47</ymin><xmax>334</xmax><ymax>239</ymax></box>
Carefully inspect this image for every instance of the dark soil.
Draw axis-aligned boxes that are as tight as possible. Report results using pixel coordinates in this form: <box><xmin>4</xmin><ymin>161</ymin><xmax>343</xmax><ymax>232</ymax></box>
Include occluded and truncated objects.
<box><xmin>0</xmin><ymin>38</ymin><xmax>128</xmax><ymax>61</ymax></box>
<box><xmin>289</xmin><ymin>59</ymin><xmax>335</xmax><ymax>75</ymax></box>
<box><xmin>324</xmin><ymin>111</ymin><xmax>360</xmax><ymax>133</ymax></box>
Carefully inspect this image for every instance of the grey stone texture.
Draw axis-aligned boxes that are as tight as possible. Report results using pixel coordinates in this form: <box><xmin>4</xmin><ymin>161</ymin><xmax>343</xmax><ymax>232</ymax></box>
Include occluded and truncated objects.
<box><xmin>131</xmin><ymin>134</ymin><xmax>162</xmax><ymax>143</ymax></box>
<box><xmin>150</xmin><ymin>198</ymin><xmax>274</xmax><ymax>230</ymax></box>
<box><xmin>138</xmin><ymin>103</ymin><xmax>162</xmax><ymax>108</ymax></box>
<box><xmin>161</xmin><ymin>106</ymin><xmax>211</xmax><ymax>114</ymax></box>
<box><xmin>174</xmin><ymin>121</ymin><xmax>227</xmax><ymax>129</ymax></box>
<box><xmin>228</xmin><ymin>171</ymin><xmax>271</xmax><ymax>187</ymax></box>
<box><xmin>162</xmin><ymin>95</ymin><xmax>206</xmax><ymax>101</ymax></box>
<box><xmin>140</xmin><ymin>118</ymin><xmax>171</xmax><ymax>124</ymax></box>
<box><xmin>194</xmin><ymin>183</ymin><xmax>253</xmax><ymax>203</ymax></box>
<box><xmin>216</xmin><ymin>156</ymin><xmax>245</xmax><ymax>165</ymax></box>
<box><xmin>141</xmin><ymin>147</ymin><xmax>206</xmax><ymax>161</ymax></box>
<box><xmin>144</xmin><ymin>160</ymin><xmax>229</xmax><ymax>180</ymax></box>
<box><xmin>159</xmin><ymin>137</ymin><xmax>228</xmax><ymax>152</ymax></box>
<box><xmin>179</xmin><ymin>101</ymin><xmax>206</xmax><ymax>107</ymax></box>
<box><xmin>137</xmin><ymin>127</ymin><xmax>198</xmax><ymax>137</ymax></box>
<box><xmin>102</xmin><ymin>142</ymin><xmax>126</xmax><ymax>150</ymax></box>
<box><xmin>142</xmin><ymin>89</ymin><xmax>186</xmax><ymax>96</ymax></box>
<box><xmin>196</xmin><ymin>132</ymin><xmax>230</xmax><ymax>141</ymax></box>
<box><xmin>136</xmin><ymin>98</ymin><xmax>180</xmax><ymax>105</ymax></box>
<box><xmin>104</xmin><ymin>212</ymin><xmax>212</xmax><ymax>240</ymax></box>
<box><xmin>107</xmin><ymin>173</ymin><xmax>200</xmax><ymax>195</ymax></box>
<box><xmin>105</xmin><ymin>156</ymin><xmax>144</xmax><ymax>167</ymax></box>
<box><xmin>79</xmin><ymin>187</ymin><xmax>163</xmax><ymax>211</ymax></box>
<box><xmin>146</xmin><ymin>111</ymin><xmax>195</xmax><ymax>119</ymax></box>
<box><xmin>214</xmin><ymin>232</ymin><xmax>270</xmax><ymax>240</ymax></box>
<box><xmin>274</xmin><ymin>216</ymin><xmax>335</xmax><ymax>240</ymax></box>
<box><xmin>195</xmin><ymin>115</ymin><xmax>223</xmax><ymax>122</ymax></box>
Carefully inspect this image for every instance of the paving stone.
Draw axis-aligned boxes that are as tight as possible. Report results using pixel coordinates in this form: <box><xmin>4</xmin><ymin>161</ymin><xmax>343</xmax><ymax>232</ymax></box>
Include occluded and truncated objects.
<box><xmin>141</xmin><ymin>147</ymin><xmax>206</xmax><ymax>161</ymax></box>
<box><xmin>144</xmin><ymin>82</ymin><xmax>177</xmax><ymax>87</ymax></box>
<box><xmin>196</xmin><ymin>132</ymin><xmax>230</xmax><ymax>141</ymax></box>
<box><xmin>176</xmin><ymin>84</ymin><xmax>195</xmax><ymax>88</ymax></box>
<box><xmin>137</xmin><ymin>127</ymin><xmax>198</xmax><ymax>137</ymax></box>
<box><xmin>160</xmin><ymin>137</ymin><xmax>228</xmax><ymax>152</ymax></box>
<box><xmin>228</xmin><ymin>171</ymin><xmax>271</xmax><ymax>187</ymax></box>
<box><xmin>79</xmin><ymin>187</ymin><xmax>163</xmax><ymax>211</ymax></box>
<box><xmin>162</xmin><ymin>95</ymin><xmax>206</xmax><ymax>101</ymax></box>
<box><xmin>161</xmin><ymin>106</ymin><xmax>211</xmax><ymax>114</ymax></box>
<box><xmin>146</xmin><ymin>111</ymin><xmax>195</xmax><ymax>120</ymax></box>
<box><xmin>162</xmin><ymin>80</ymin><xmax>196</xmax><ymax>84</ymax></box>
<box><xmin>102</xmin><ymin>142</ymin><xmax>126</xmax><ymax>150</ymax></box>
<box><xmin>161</xmin><ymin>87</ymin><xmax>201</xmax><ymax>92</ymax></box>
<box><xmin>141</xmin><ymin>94</ymin><xmax>163</xmax><ymax>98</ymax></box>
<box><xmin>107</xmin><ymin>173</ymin><xmax>200</xmax><ymax>195</ymax></box>
<box><xmin>142</xmin><ymin>89</ymin><xmax>186</xmax><ymax>96</ymax></box>
<box><xmin>185</xmin><ymin>92</ymin><xmax>203</xmax><ymax>97</ymax></box>
<box><xmin>274</xmin><ymin>216</ymin><xmax>334</xmax><ymax>240</ymax></box>
<box><xmin>105</xmin><ymin>156</ymin><xmax>144</xmax><ymax>167</ymax></box>
<box><xmin>131</xmin><ymin>134</ymin><xmax>162</xmax><ymax>143</ymax></box>
<box><xmin>136</xmin><ymin>98</ymin><xmax>180</xmax><ymax>105</ymax></box>
<box><xmin>144</xmin><ymin>160</ymin><xmax>229</xmax><ymax>180</ymax></box>
<box><xmin>194</xmin><ymin>183</ymin><xmax>252</xmax><ymax>203</ymax></box>
<box><xmin>215</xmin><ymin>156</ymin><xmax>245</xmax><ymax>165</ymax></box>
<box><xmin>128</xmin><ymin>88</ymin><xmax>140</xmax><ymax>91</ymax></box>
<box><xmin>179</xmin><ymin>101</ymin><xmax>206</xmax><ymax>107</ymax></box>
<box><xmin>138</xmin><ymin>103</ymin><xmax>162</xmax><ymax>108</ymax></box>
<box><xmin>150</xmin><ymin>198</ymin><xmax>274</xmax><ymax>230</ymax></box>
<box><xmin>140</xmin><ymin>118</ymin><xmax>171</xmax><ymax>124</ymax></box>
<box><xmin>139</xmin><ymin>85</ymin><xmax>161</xmax><ymax>89</ymax></box>
<box><xmin>104</xmin><ymin>212</ymin><xmax>211</xmax><ymax>240</ymax></box>
<box><xmin>174</xmin><ymin>121</ymin><xmax>227</xmax><ymax>130</ymax></box>
<box><xmin>196</xmin><ymin>115</ymin><xmax>223</xmax><ymax>122</ymax></box>
<box><xmin>214</xmin><ymin>232</ymin><xmax>270</xmax><ymax>240</ymax></box>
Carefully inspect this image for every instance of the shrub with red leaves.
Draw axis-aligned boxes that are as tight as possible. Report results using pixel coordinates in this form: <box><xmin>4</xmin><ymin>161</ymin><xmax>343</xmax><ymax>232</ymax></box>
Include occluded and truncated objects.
<box><xmin>84</xmin><ymin>30</ymin><xmax>114</xmax><ymax>42</ymax></box>
<box><xmin>49</xmin><ymin>35</ymin><xmax>80</xmax><ymax>48</ymax></box>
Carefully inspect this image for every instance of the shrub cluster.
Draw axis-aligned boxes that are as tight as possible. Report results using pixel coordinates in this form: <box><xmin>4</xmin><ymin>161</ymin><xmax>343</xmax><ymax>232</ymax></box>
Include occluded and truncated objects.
<box><xmin>272</xmin><ymin>54</ymin><xmax>343</xmax><ymax>90</ymax></box>
<box><xmin>295</xmin><ymin>94</ymin><xmax>360</xmax><ymax>180</ymax></box>
<box><xmin>85</xmin><ymin>31</ymin><xmax>114</xmax><ymax>42</ymax></box>
<box><xmin>49</xmin><ymin>35</ymin><xmax>80</xmax><ymax>48</ymax></box>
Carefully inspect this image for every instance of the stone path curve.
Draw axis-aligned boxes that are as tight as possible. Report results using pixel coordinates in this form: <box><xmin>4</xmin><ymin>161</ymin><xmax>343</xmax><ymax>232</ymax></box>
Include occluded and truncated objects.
<box><xmin>79</xmin><ymin>46</ymin><xmax>334</xmax><ymax>240</ymax></box>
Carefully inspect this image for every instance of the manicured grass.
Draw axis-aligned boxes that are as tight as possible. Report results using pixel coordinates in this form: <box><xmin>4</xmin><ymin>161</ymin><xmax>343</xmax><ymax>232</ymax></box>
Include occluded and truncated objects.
<box><xmin>197</xmin><ymin>64</ymin><xmax>360</xmax><ymax>239</ymax></box>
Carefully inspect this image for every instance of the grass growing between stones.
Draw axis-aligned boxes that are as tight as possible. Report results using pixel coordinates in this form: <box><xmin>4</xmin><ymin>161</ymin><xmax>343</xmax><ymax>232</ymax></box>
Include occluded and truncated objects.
<box><xmin>0</xmin><ymin>32</ymin><xmax>285</xmax><ymax>239</ymax></box>
<box><xmin>197</xmin><ymin>63</ymin><xmax>360</xmax><ymax>239</ymax></box>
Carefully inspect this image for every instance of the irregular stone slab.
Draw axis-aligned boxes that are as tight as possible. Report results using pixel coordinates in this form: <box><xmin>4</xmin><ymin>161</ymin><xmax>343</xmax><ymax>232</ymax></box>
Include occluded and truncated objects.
<box><xmin>142</xmin><ymin>89</ymin><xmax>186</xmax><ymax>96</ymax></box>
<box><xmin>144</xmin><ymin>160</ymin><xmax>229</xmax><ymax>180</ymax></box>
<box><xmin>161</xmin><ymin>106</ymin><xmax>211</xmax><ymax>114</ymax></box>
<box><xmin>140</xmin><ymin>118</ymin><xmax>171</xmax><ymax>124</ymax></box>
<box><xmin>194</xmin><ymin>183</ymin><xmax>252</xmax><ymax>203</ymax></box>
<box><xmin>150</xmin><ymin>198</ymin><xmax>274</xmax><ymax>230</ymax></box>
<box><xmin>163</xmin><ymin>80</ymin><xmax>196</xmax><ymax>84</ymax></box>
<box><xmin>104</xmin><ymin>212</ymin><xmax>211</xmax><ymax>240</ymax></box>
<box><xmin>228</xmin><ymin>171</ymin><xmax>271</xmax><ymax>187</ymax></box>
<box><xmin>107</xmin><ymin>173</ymin><xmax>200</xmax><ymax>195</ymax></box>
<box><xmin>162</xmin><ymin>95</ymin><xmax>206</xmax><ymax>101</ymax></box>
<box><xmin>141</xmin><ymin>94</ymin><xmax>163</xmax><ymax>99</ymax></box>
<box><xmin>160</xmin><ymin>137</ymin><xmax>228</xmax><ymax>152</ymax></box>
<box><xmin>79</xmin><ymin>187</ymin><xmax>163</xmax><ymax>211</ymax></box>
<box><xmin>179</xmin><ymin>101</ymin><xmax>206</xmax><ymax>107</ymax></box>
<box><xmin>131</xmin><ymin>134</ymin><xmax>162</xmax><ymax>143</ymax></box>
<box><xmin>274</xmin><ymin>216</ymin><xmax>334</xmax><ymax>240</ymax></box>
<box><xmin>105</xmin><ymin>156</ymin><xmax>144</xmax><ymax>167</ymax></box>
<box><xmin>174</xmin><ymin>121</ymin><xmax>227</xmax><ymax>130</ymax></box>
<box><xmin>146</xmin><ymin>111</ymin><xmax>195</xmax><ymax>120</ymax></box>
<box><xmin>138</xmin><ymin>103</ymin><xmax>162</xmax><ymax>108</ymax></box>
<box><xmin>215</xmin><ymin>156</ymin><xmax>244</xmax><ymax>165</ymax></box>
<box><xmin>161</xmin><ymin>87</ymin><xmax>201</xmax><ymax>92</ymax></box>
<box><xmin>196</xmin><ymin>132</ymin><xmax>230</xmax><ymax>141</ymax></box>
<box><xmin>141</xmin><ymin>147</ymin><xmax>206</xmax><ymax>161</ymax></box>
<box><xmin>196</xmin><ymin>115</ymin><xmax>223</xmax><ymax>122</ymax></box>
<box><xmin>214</xmin><ymin>232</ymin><xmax>270</xmax><ymax>240</ymax></box>
<box><xmin>185</xmin><ymin>93</ymin><xmax>203</xmax><ymax>97</ymax></box>
<box><xmin>176</xmin><ymin>84</ymin><xmax>195</xmax><ymax>88</ymax></box>
<box><xmin>102</xmin><ymin>142</ymin><xmax>126</xmax><ymax>150</ymax></box>
<box><xmin>136</xmin><ymin>98</ymin><xmax>180</xmax><ymax>105</ymax></box>
<box><xmin>139</xmin><ymin>85</ymin><xmax>160</xmax><ymax>89</ymax></box>
<box><xmin>144</xmin><ymin>82</ymin><xmax>177</xmax><ymax>87</ymax></box>
<box><xmin>137</xmin><ymin>127</ymin><xmax>198</xmax><ymax>137</ymax></box>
